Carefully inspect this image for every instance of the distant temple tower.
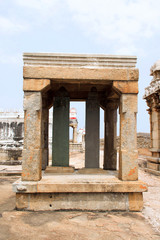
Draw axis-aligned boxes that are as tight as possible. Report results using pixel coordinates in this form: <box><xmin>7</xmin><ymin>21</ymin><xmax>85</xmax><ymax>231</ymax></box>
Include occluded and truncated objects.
<box><xmin>69</xmin><ymin>108</ymin><xmax>78</xmax><ymax>143</ymax></box>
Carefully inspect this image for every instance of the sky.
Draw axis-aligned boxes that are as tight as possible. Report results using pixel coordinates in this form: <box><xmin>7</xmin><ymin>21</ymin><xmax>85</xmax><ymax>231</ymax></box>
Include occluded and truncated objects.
<box><xmin>0</xmin><ymin>0</ymin><xmax>160</xmax><ymax>136</ymax></box>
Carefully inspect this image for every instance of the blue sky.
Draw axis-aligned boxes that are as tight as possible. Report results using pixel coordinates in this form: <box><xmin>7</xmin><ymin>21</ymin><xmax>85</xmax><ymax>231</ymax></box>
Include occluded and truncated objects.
<box><xmin>0</xmin><ymin>0</ymin><xmax>160</xmax><ymax>135</ymax></box>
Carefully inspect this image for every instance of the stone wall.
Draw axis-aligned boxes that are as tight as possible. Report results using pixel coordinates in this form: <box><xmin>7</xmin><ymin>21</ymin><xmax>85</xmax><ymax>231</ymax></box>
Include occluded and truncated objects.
<box><xmin>100</xmin><ymin>132</ymin><xmax>151</xmax><ymax>150</ymax></box>
<box><xmin>136</xmin><ymin>133</ymin><xmax>151</xmax><ymax>149</ymax></box>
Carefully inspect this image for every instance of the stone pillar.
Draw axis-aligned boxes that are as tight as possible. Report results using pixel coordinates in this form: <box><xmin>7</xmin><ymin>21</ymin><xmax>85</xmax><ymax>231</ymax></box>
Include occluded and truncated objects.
<box><xmin>52</xmin><ymin>87</ymin><xmax>70</xmax><ymax>167</ymax></box>
<box><xmin>73</xmin><ymin>125</ymin><xmax>77</xmax><ymax>143</ymax></box>
<box><xmin>151</xmin><ymin>100</ymin><xmax>160</xmax><ymax>151</ymax></box>
<box><xmin>0</xmin><ymin>122</ymin><xmax>2</xmax><ymax>139</ymax></box>
<box><xmin>119</xmin><ymin>94</ymin><xmax>138</xmax><ymax>180</ymax></box>
<box><xmin>104</xmin><ymin>100</ymin><xmax>118</xmax><ymax>170</ymax></box>
<box><xmin>42</xmin><ymin>97</ymin><xmax>49</xmax><ymax>170</ymax></box>
<box><xmin>146</xmin><ymin>94</ymin><xmax>160</xmax><ymax>171</ymax></box>
<box><xmin>22</xmin><ymin>92</ymin><xmax>42</xmax><ymax>181</ymax></box>
<box><xmin>85</xmin><ymin>88</ymin><xmax>100</xmax><ymax>168</ymax></box>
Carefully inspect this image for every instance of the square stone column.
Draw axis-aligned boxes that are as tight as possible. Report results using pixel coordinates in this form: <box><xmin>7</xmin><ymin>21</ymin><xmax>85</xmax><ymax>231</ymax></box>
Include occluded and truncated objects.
<box><xmin>119</xmin><ymin>94</ymin><xmax>138</xmax><ymax>180</ymax></box>
<box><xmin>73</xmin><ymin>126</ymin><xmax>78</xmax><ymax>143</ymax></box>
<box><xmin>85</xmin><ymin>88</ymin><xmax>100</xmax><ymax>168</ymax></box>
<box><xmin>151</xmin><ymin>107</ymin><xmax>160</xmax><ymax>151</ymax></box>
<box><xmin>52</xmin><ymin>88</ymin><xmax>70</xmax><ymax>167</ymax></box>
<box><xmin>41</xmin><ymin>97</ymin><xmax>49</xmax><ymax>170</ymax></box>
<box><xmin>104</xmin><ymin>100</ymin><xmax>118</xmax><ymax>170</ymax></box>
<box><xmin>22</xmin><ymin>92</ymin><xmax>42</xmax><ymax>181</ymax></box>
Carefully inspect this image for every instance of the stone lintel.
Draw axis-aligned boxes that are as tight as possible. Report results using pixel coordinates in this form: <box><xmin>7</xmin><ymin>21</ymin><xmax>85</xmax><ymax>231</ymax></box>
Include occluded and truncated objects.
<box><xmin>13</xmin><ymin>176</ymin><xmax>148</xmax><ymax>193</ymax></box>
<box><xmin>113</xmin><ymin>81</ymin><xmax>138</xmax><ymax>94</ymax></box>
<box><xmin>23</xmin><ymin>79</ymin><xmax>51</xmax><ymax>92</ymax></box>
<box><xmin>23</xmin><ymin>66</ymin><xmax>139</xmax><ymax>82</ymax></box>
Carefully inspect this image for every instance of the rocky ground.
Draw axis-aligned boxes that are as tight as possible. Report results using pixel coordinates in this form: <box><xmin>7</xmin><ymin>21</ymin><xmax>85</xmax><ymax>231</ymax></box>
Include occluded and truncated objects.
<box><xmin>0</xmin><ymin>151</ymin><xmax>160</xmax><ymax>240</ymax></box>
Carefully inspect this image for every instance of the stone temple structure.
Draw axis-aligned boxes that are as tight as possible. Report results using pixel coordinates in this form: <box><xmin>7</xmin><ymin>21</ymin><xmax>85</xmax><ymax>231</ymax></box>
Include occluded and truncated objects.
<box><xmin>0</xmin><ymin>111</ymin><xmax>24</xmax><ymax>164</ymax></box>
<box><xmin>144</xmin><ymin>60</ymin><xmax>160</xmax><ymax>175</ymax></box>
<box><xmin>13</xmin><ymin>53</ymin><xmax>147</xmax><ymax>211</ymax></box>
<box><xmin>0</xmin><ymin>111</ymin><xmax>24</xmax><ymax>142</ymax></box>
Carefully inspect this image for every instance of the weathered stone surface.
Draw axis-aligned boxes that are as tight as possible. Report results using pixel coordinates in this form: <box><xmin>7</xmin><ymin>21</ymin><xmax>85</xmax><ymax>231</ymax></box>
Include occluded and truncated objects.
<box><xmin>129</xmin><ymin>192</ymin><xmax>143</xmax><ymax>211</ymax></box>
<box><xmin>22</xmin><ymin>148</ymin><xmax>42</xmax><ymax>181</ymax></box>
<box><xmin>147</xmin><ymin>161</ymin><xmax>160</xmax><ymax>171</ymax></box>
<box><xmin>23</xmin><ymin>79</ymin><xmax>50</xmax><ymax>92</ymax></box>
<box><xmin>16</xmin><ymin>193</ymin><xmax>29</xmax><ymax>209</ymax></box>
<box><xmin>23</xmin><ymin>66</ymin><xmax>139</xmax><ymax>82</ymax></box>
<box><xmin>119</xmin><ymin>94</ymin><xmax>138</xmax><ymax>180</ymax></box>
<box><xmin>113</xmin><ymin>81</ymin><xmax>138</xmax><ymax>93</ymax></box>
<box><xmin>45</xmin><ymin>166</ymin><xmax>75</xmax><ymax>173</ymax></box>
<box><xmin>23</xmin><ymin>52</ymin><xmax>137</xmax><ymax>68</ymax></box>
<box><xmin>16</xmin><ymin>192</ymin><xmax>129</xmax><ymax>211</ymax></box>
<box><xmin>22</xmin><ymin>92</ymin><xmax>42</xmax><ymax>181</ymax></box>
<box><xmin>13</xmin><ymin>174</ymin><xmax>147</xmax><ymax>193</ymax></box>
<box><xmin>77</xmin><ymin>168</ymin><xmax>108</xmax><ymax>174</ymax></box>
<box><xmin>23</xmin><ymin>92</ymin><xmax>42</xmax><ymax>150</ymax></box>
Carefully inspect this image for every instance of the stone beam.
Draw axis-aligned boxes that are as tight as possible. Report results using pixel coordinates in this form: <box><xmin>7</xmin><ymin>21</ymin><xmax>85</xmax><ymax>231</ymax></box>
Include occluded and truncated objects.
<box><xmin>23</xmin><ymin>79</ymin><xmax>51</xmax><ymax>92</ymax></box>
<box><xmin>23</xmin><ymin>66</ymin><xmax>139</xmax><ymax>82</ymax></box>
<box><xmin>113</xmin><ymin>81</ymin><xmax>138</xmax><ymax>94</ymax></box>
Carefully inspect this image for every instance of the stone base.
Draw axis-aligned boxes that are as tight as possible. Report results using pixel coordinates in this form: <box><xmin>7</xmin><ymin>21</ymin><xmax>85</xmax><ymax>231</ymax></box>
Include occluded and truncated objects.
<box><xmin>45</xmin><ymin>166</ymin><xmax>75</xmax><ymax>173</ymax></box>
<box><xmin>13</xmin><ymin>171</ymin><xmax>147</xmax><ymax>212</ymax></box>
<box><xmin>146</xmin><ymin>156</ymin><xmax>160</xmax><ymax>174</ymax></box>
<box><xmin>15</xmin><ymin>192</ymin><xmax>143</xmax><ymax>211</ymax></box>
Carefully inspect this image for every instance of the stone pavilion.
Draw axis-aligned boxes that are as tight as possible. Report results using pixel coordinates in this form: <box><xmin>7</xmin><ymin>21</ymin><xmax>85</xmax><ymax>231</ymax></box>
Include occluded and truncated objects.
<box><xmin>13</xmin><ymin>53</ymin><xmax>147</xmax><ymax>211</ymax></box>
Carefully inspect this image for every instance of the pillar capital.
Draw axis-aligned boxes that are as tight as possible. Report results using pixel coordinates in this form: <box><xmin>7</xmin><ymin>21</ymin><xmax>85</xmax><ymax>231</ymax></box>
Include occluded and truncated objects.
<box><xmin>105</xmin><ymin>100</ymin><xmax>119</xmax><ymax>110</ymax></box>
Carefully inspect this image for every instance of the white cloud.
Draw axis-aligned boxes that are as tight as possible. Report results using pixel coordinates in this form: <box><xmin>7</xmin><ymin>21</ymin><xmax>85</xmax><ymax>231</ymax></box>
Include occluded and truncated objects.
<box><xmin>0</xmin><ymin>16</ymin><xmax>28</xmax><ymax>34</ymax></box>
<box><xmin>14</xmin><ymin>0</ymin><xmax>63</xmax><ymax>20</ymax></box>
<box><xmin>0</xmin><ymin>51</ymin><xmax>21</xmax><ymax>65</ymax></box>
<box><xmin>66</xmin><ymin>0</ymin><xmax>160</xmax><ymax>54</ymax></box>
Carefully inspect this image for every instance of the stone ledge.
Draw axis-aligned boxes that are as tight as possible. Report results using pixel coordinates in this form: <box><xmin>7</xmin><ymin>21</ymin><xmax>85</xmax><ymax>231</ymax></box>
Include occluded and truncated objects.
<box><xmin>23</xmin><ymin>53</ymin><xmax>137</xmax><ymax>69</ymax></box>
<box><xmin>45</xmin><ymin>166</ymin><xmax>75</xmax><ymax>173</ymax></box>
<box><xmin>13</xmin><ymin>174</ymin><xmax>148</xmax><ymax>193</ymax></box>
<box><xmin>0</xmin><ymin>171</ymin><xmax>21</xmax><ymax>176</ymax></box>
<box><xmin>147</xmin><ymin>156</ymin><xmax>160</xmax><ymax>163</ymax></box>
<box><xmin>145</xmin><ymin>168</ymin><xmax>160</xmax><ymax>176</ymax></box>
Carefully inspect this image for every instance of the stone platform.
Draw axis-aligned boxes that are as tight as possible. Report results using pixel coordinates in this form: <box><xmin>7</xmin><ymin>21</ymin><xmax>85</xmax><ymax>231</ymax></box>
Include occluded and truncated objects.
<box><xmin>13</xmin><ymin>171</ymin><xmax>147</xmax><ymax>211</ymax></box>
